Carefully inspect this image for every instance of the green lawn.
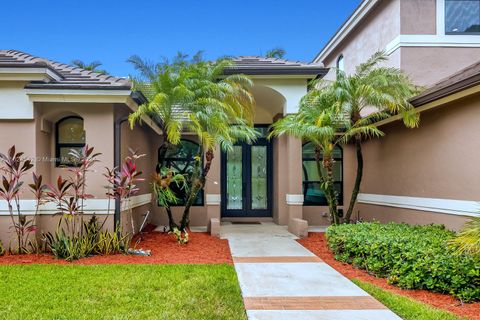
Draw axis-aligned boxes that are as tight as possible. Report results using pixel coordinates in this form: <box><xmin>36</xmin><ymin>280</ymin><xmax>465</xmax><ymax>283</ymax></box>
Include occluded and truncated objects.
<box><xmin>353</xmin><ymin>279</ymin><xmax>465</xmax><ymax>320</ymax></box>
<box><xmin>0</xmin><ymin>264</ymin><xmax>246</xmax><ymax>320</ymax></box>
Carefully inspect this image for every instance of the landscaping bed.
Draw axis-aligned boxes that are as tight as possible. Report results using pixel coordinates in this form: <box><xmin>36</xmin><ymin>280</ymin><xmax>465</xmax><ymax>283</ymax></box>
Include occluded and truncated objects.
<box><xmin>0</xmin><ymin>264</ymin><xmax>246</xmax><ymax>320</ymax></box>
<box><xmin>298</xmin><ymin>231</ymin><xmax>480</xmax><ymax>320</ymax></box>
<box><xmin>0</xmin><ymin>226</ymin><xmax>233</xmax><ymax>265</ymax></box>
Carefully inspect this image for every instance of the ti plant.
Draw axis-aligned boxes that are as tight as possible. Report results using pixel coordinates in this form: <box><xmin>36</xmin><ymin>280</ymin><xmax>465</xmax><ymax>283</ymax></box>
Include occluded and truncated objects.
<box><xmin>104</xmin><ymin>148</ymin><xmax>144</xmax><ymax>234</ymax></box>
<box><xmin>0</xmin><ymin>146</ymin><xmax>43</xmax><ymax>253</ymax></box>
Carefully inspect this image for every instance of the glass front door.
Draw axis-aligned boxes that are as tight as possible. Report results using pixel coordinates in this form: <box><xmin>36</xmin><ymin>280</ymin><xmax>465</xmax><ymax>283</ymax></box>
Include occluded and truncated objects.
<box><xmin>221</xmin><ymin>127</ymin><xmax>272</xmax><ymax>217</ymax></box>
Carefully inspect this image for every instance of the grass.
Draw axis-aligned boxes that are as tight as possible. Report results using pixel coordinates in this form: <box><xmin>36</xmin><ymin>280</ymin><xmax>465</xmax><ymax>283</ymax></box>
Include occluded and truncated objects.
<box><xmin>0</xmin><ymin>264</ymin><xmax>246</xmax><ymax>320</ymax></box>
<box><xmin>352</xmin><ymin>279</ymin><xmax>465</xmax><ymax>320</ymax></box>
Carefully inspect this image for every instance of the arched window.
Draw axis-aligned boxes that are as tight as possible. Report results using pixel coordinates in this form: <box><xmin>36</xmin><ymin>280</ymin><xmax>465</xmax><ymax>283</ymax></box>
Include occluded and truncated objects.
<box><xmin>336</xmin><ymin>54</ymin><xmax>344</xmax><ymax>72</ymax></box>
<box><xmin>55</xmin><ymin>116</ymin><xmax>85</xmax><ymax>167</ymax></box>
<box><xmin>162</xmin><ymin>139</ymin><xmax>204</xmax><ymax>206</ymax></box>
<box><xmin>302</xmin><ymin>142</ymin><xmax>343</xmax><ymax>206</ymax></box>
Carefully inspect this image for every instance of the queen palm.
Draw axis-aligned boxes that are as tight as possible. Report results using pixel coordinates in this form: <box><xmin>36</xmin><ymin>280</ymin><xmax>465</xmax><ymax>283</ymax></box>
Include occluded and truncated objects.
<box><xmin>334</xmin><ymin>52</ymin><xmax>420</xmax><ymax>222</ymax></box>
<box><xmin>71</xmin><ymin>59</ymin><xmax>108</xmax><ymax>74</ymax></box>
<box><xmin>128</xmin><ymin>53</ymin><xmax>257</xmax><ymax>233</ymax></box>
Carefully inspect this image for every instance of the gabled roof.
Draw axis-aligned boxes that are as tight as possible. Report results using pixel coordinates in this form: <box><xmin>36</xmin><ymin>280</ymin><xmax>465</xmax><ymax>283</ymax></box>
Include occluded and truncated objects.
<box><xmin>411</xmin><ymin>60</ymin><xmax>480</xmax><ymax>106</ymax></box>
<box><xmin>0</xmin><ymin>49</ymin><xmax>131</xmax><ymax>90</ymax></box>
<box><xmin>312</xmin><ymin>0</ymin><xmax>380</xmax><ymax>63</ymax></box>
<box><xmin>225</xmin><ymin>56</ymin><xmax>327</xmax><ymax>77</ymax></box>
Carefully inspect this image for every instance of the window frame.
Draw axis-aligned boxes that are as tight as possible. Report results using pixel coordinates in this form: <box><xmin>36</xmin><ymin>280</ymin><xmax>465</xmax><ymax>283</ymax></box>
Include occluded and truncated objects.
<box><xmin>302</xmin><ymin>142</ymin><xmax>343</xmax><ymax>207</ymax></box>
<box><xmin>336</xmin><ymin>54</ymin><xmax>345</xmax><ymax>72</ymax></box>
<box><xmin>444</xmin><ymin>0</ymin><xmax>480</xmax><ymax>35</ymax></box>
<box><xmin>55</xmin><ymin>116</ymin><xmax>86</xmax><ymax>167</ymax></box>
<box><xmin>162</xmin><ymin>139</ymin><xmax>204</xmax><ymax>207</ymax></box>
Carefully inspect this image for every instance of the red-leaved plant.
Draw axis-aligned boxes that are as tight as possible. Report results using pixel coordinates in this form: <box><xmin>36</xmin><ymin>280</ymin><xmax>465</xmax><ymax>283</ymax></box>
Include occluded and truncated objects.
<box><xmin>46</xmin><ymin>145</ymin><xmax>100</xmax><ymax>237</ymax></box>
<box><xmin>103</xmin><ymin>149</ymin><xmax>144</xmax><ymax>233</ymax></box>
<box><xmin>0</xmin><ymin>146</ymin><xmax>47</xmax><ymax>253</ymax></box>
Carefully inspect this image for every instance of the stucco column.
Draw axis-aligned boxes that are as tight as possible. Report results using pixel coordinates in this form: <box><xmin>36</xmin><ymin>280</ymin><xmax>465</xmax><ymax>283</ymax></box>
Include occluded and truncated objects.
<box><xmin>273</xmin><ymin>135</ymin><xmax>303</xmax><ymax>225</ymax></box>
<box><xmin>205</xmin><ymin>147</ymin><xmax>221</xmax><ymax>224</ymax></box>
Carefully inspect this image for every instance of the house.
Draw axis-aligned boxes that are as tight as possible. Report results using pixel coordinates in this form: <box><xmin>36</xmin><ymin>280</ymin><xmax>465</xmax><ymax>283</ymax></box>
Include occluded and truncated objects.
<box><xmin>0</xmin><ymin>0</ymin><xmax>479</xmax><ymax>245</ymax></box>
<box><xmin>0</xmin><ymin>50</ymin><xmax>328</xmax><ymax>244</ymax></box>
<box><xmin>314</xmin><ymin>0</ymin><xmax>480</xmax><ymax>230</ymax></box>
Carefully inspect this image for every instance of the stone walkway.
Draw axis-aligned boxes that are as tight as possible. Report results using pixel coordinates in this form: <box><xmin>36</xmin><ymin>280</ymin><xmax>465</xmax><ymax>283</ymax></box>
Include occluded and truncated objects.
<box><xmin>221</xmin><ymin>222</ymin><xmax>401</xmax><ymax>320</ymax></box>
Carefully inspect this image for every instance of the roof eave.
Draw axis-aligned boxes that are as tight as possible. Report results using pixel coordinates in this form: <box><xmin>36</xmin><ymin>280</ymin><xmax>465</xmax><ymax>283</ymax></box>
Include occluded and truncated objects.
<box><xmin>312</xmin><ymin>0</ymin><xmax>380</xmax><ymax>63</ymax></box>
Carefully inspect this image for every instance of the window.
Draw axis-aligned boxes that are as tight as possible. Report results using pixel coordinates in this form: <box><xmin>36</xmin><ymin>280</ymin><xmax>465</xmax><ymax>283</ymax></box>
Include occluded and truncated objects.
<box><xmin>55</xmin><ymin>116</ymin><xmax>86</xmax><ymax>167</ymax></box>
<box><xmin>445</xmin><ymin>0</ymin><xmax>480</xmax><ymax>34</ymax></box>
<box><xmin>162</xmin><ymin>139</ymin><xmax>204</xmax><ymax>206</ymax></box>
<box><xmin>302</xmin><ymin>142</ymin><xmax>343</xmax><ymax>206</ymax></box>
<box><xmin>336</xmin><ymin>55</ymin><xmax>345</xmax><ymax>72</ymax></box>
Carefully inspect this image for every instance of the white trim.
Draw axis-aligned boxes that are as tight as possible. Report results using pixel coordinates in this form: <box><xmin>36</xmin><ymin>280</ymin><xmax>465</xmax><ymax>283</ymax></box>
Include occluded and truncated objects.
<box><xmin>25</xmin><ymin>88</ymin><xmax>133</xmax><ymax>96</ymax></box>
<box><xmin>206</xmin><ymin>194</ymin><xmax>221</xmax><ymax>205</ymax></box>
<box><xmin>385</xmin><ymin>34</ymin><xmax>480</xmax><ymax>55</ymax></box>
<box><xmin>313</xmin><ymin>0</ymin><xmax>380</xmax><ymax>63</ymax></box>
<box><xmin>0</xmin><ymin>67</ymin><xmax>62</xmax><ymax>81</ymax></box>
<box><xmin>358</xmin><ymin>193</ymin><xmax>480</xmax><ymax>217</ymax></box>
<box><xmin>286</xmin><ymin>194</ymin><xmax>304</xmax><ymax>206</ymax></box>
<box><xmin>0</xmin><ymin>193</ymin><xmax>151</xmax><ymax>216</ymax></box>
<box><xmin>436</xmin><ymin>0</ymin><xmax>445</xmax><ymax>36</ymax></box>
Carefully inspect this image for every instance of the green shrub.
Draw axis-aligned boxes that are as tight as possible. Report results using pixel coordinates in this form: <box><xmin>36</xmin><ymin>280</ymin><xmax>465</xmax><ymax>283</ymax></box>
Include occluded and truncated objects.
<box><xmin>326</xmin><ymin>222</ymin><xmax>480</xmax><ymax>302</ymax></box>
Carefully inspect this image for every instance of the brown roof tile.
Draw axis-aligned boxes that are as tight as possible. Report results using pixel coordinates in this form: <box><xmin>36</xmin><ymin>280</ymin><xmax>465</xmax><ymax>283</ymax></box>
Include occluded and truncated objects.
<box><xmin>0</xmin><ymin>49</ymin><xmax>131</xmax><ymax>90</ymax></box>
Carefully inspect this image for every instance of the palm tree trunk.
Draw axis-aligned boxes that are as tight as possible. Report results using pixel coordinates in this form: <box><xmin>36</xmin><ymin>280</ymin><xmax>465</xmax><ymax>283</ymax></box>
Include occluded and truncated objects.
<box><xmin>315</xmin><ymin>147</ymin><xmax>339</xmax><ymax>224</ymax></box>
<box><xmin>345</xmin><ymin>137</ymin><xmax>363</xmax><ymax>223</ymax></box>
<box><xmin>180</xmin><ymin>149</ymin><xmax>214</xmax><ymax>231</ymax></box>
<box><xmin>165</xmin><ymin>207</ymin><xmax>178</xmax><ymax>231</ymax></box>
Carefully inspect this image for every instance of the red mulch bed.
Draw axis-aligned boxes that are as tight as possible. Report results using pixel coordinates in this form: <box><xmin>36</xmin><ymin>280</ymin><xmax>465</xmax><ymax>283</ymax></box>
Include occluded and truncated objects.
<box><xmin>298</xmin><ymin>232</ymin><xmax>480</xmax><ymax>320</ymax></box>
<box><xmin>0</xmin><ymin>225</ymin><xmax>233</xmax><ymax>265</ymax></box>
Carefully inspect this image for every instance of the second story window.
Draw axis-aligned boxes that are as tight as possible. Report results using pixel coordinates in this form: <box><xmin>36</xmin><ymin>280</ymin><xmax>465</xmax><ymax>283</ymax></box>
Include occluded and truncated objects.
<box><xmin>445</xmin><ymin>0</ymin><xmax>480</xmax><ymax>34</ymax></box>
<box><xmin>336</xmin><ymin>55</ymin><xmax>345</xmax><ymax>72</ymax></box>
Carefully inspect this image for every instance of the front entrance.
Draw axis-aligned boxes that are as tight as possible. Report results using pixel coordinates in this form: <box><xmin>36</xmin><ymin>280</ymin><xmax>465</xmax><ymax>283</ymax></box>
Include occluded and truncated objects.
<box><xmin>221</xmin><ymin>126</ymin><xmax>273</xmax><ymax>217</ymax></box>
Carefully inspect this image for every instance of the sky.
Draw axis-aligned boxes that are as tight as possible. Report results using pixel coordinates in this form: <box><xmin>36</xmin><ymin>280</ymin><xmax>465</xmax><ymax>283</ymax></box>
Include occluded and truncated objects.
<box><xmin>0</xmin><ymin>0</ymin><xmax>361</xmax><ymax>77</ymax></box>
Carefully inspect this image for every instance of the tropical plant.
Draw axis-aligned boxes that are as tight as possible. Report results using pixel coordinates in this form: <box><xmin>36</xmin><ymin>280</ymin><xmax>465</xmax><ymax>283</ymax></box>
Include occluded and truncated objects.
<box><xmin>334</xmin><ymin>51</ymin><xmax>420</xmax><ymax>222</ymax></box>
<box><xmin>449</xmin><ymin>216</ymin><xmax>480</xmax><ymax>256</ymax></box>
<box><xmin>128</xmin><ymin>52</ymin><xmax>257</xmax><ymax>240</ymax></box>
<box><xmin>265</xmin><ymin>47</ymin><xmax>286</xmax><ymax>59</ymax></box>
<box><xmin>0</xmin><ymin>240</ymin><xmax>5</xmax><ymax>256</ymax></box>
<box><xmin>71</xmin><ymin>59</ymin><xmax>108</xmax><ymax>74</ymax></box>
<box><xmin>0</xmin><ymin>146</ymin><xmax>44</xmax><ymax>253</ymax></box>
<box><xmin>103</xmin><ymin>148</ymin><xmax>144</xmax><ymax>233</ymax></box>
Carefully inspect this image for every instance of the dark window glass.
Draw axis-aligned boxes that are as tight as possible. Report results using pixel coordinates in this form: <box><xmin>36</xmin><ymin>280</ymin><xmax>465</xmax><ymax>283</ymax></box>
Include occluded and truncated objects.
<box><xmin>163</xmin><ymin>139</ymin><xmax>204</xmax><ymax>206</ymax></box>
<box><xmin>336</xmin><ymin>55</ymin><xmax>344</xmax><ymax>72</ymax></box>
<box><xmin>302</xmin><ymin>142</ymin><xmax>343</xmax><ymax>206</ymax></box>
<box><xmin>56</xmin><ymin>116</ymin><xmax>85</xmax><ymax>167</ymax></box>
<box><xmin>446</xmin><ymin>0</ymin><xmax>480</xmax><ymax>34</ymax></box>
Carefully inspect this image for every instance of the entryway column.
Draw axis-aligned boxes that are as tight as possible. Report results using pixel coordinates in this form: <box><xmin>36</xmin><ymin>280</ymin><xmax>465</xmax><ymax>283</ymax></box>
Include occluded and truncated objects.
<box><xmin>205</xmin><ymin>147</ymin><xmax>221</xmax><ymax>222</ymax></box>
<box><xmin>274</xmin><ymin>135</ymin><xmax>303</xmax><ymax>225</ymax></box>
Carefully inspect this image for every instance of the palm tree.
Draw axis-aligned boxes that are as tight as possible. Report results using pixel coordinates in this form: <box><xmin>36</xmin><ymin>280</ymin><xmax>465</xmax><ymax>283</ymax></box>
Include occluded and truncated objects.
<box><xmin>265</xmin><ymin>47</ymin><xmax>286</xmax><ymax>59</ymax></box>
<box><xmin>333</xmin><ymin>52</ymin><xmax>420</xmax><ymax>222</ymax></box>
<box><xmin>270</xmin><ymin>84</ymin><xmax>383</xmax><ymax>224</ymax></box>
<box><xmin>128</xmin><ymin>53</ymin><xmax>257</xmax><ymax>233</ymax></box>
<box><xmin>71</xmin><ymin>59</ymin><xmax>108</xmax><ymax>74</ymax></box>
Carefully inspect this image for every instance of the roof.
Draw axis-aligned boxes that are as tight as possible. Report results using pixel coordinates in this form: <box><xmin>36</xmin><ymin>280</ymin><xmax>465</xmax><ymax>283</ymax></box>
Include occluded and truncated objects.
<box><xmin>410</xmin><ymin>60</ymin><xmax>480</xmax><ymax>106</ymax></box>
<box><xmin>225</xmin><ymin>56</ymin><xmax>327</xmax><ymax>76</ymax></box>
<box><xmin>0</xmin><ymin>49</ymin><xmax>132</xmax><ymax>90</ymax></box>
<box><xmin>312</xmin><ymin>0</ymin><xmax>380</xmax><ymax>63</ymax></box>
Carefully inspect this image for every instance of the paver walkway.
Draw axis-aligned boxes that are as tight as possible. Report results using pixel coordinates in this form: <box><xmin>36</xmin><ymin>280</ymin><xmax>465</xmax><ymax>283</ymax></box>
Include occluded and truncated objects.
<box><xmin>221</xmin><ymin>222</ymin><xmax>401</xmax><ymax>320</ymax></box>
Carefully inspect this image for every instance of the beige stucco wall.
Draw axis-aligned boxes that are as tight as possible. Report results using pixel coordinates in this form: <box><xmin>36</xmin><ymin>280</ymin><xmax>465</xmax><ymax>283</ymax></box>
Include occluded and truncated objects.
<box><xmin>322</xmin><ymin>0</ymin><xmax>401</xmax><ymax>77</ymax></box>
<box><xmin>400</xmin><ymin>0</ymin><xmax>437</xmax><ymax>35</ymax></box>
<box><xmin>347</xmin><ymin>93</ymin><xmax>480</xmax><ymax>230</ymax></box>
<box><xmin>400</xmin><ymin>46</ymin><xmax>480</xmax><ymax>87</ymax></box>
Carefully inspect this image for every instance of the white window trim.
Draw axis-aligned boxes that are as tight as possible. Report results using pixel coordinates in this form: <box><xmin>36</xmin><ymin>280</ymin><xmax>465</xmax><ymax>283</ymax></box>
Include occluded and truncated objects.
<box><xmin>436</xmin><ymin>0</ymin><xmax>446</xmax><ymax>36</ymax></box>
<box><xmin>358</xmin><ymin>193</ymin><xmax>480</xmax><ymax>217</ymax></box>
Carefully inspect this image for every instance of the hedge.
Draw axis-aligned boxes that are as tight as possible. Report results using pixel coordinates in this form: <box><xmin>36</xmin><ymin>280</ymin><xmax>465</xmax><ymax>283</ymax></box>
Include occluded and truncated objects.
<box><xmin>326</xmin><ymin>222</ymin><xmax>480</xmax><ymax>302</ymax></box>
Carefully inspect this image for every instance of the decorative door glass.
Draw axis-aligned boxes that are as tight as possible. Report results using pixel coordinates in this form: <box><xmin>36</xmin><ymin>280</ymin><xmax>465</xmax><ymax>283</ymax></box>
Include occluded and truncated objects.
<box><xmin>226</xmin><ymin>146</ymin><xmax>243</xmax><ymax>210</ymax></box>
<box><xmin>251</xmin><ymin>146</ymin><xmax>267</xmax><ymax>209</ymax></box>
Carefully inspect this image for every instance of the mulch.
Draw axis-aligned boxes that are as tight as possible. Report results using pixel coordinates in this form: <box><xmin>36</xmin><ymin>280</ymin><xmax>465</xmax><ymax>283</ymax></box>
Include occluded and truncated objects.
<box><xmin>0</xmin><ymin>225</ymin><xmax>233</xmax><ymax>265</ymax></box>
<box><xmin>297</xmin><ymin>232</ymin><xmax>480</xmax><ymax>320</ymax></box>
